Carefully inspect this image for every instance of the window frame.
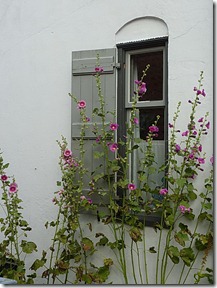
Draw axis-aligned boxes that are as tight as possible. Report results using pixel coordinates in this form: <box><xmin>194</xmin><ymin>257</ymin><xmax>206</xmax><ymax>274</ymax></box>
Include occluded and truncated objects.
<box><xmin>116</xmin><ymin>37</ymin><xmax>168</xmax><ymax>227</ymax></box>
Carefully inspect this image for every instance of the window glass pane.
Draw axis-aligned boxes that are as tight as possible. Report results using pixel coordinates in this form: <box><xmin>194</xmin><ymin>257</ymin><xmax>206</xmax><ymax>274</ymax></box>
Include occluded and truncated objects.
<box><xmin>139</xmin><ymin>108</ymin><xmax>164</xmax><ymax>140</ymax></box>
<box><xmin>130</xmin><ymin>51</ymin><xmax>163</xmax><ymax>101</ymax></box>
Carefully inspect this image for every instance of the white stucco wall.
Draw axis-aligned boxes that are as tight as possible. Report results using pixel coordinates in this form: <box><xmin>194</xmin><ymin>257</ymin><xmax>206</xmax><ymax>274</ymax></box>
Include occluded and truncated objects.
<box><xmin>0</xmin><ymin>0</ymin><xmax>213</xmax><ymax>284</ymax></box>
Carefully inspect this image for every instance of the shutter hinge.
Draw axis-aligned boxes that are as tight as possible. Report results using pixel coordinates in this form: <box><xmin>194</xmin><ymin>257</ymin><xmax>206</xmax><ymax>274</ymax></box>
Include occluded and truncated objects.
<box><xmin>115</xmin><ymin>63</ymin><xmax>121</xmax><ymax>69</ymax></box>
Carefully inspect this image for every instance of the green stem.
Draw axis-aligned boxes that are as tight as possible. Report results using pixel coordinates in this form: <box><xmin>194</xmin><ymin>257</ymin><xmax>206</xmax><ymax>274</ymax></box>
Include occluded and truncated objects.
<box><xmin>136</xmin><ymin>242</ymin><xmax>143</xmax><ymax>283</ymax></box>
<box><xmin>142</xmin><ymin>223</ymin><xmax>149</xmax><ymax>284</ymax></box>
<box><xmin>130</xmin><ymin>240</ymin><xmax>138</xmax><ymax>284</ymax></box>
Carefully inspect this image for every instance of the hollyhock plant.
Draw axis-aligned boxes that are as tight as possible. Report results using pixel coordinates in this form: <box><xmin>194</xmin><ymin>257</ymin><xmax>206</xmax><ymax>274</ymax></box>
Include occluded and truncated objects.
<box><xmin>179</xmin><ymin>205</ymin><xmax>191</xmax><ymax>214</ymax></box>
<box><xmin>133</xmin><ymin>117</ymin><xmax>139</xmax><ymax>125</ymax></box>
<box><xmin>9</xmin><ymin>182</ymin><xmax>18</xmax><ymax>193</ymax></box>
<box><xmin>159</xmin><ymin>188</ymin><xmax>168</xmax><ymax>195</ymax></box>
<box><xmin>205</xmin><ymin>122</ymin><xmax>210</xmax><ymax>129</ymax></box>
<box><xmin>149</xmin><ymin>125</ymin><xmax>159</xmax><ymax>133</ymax></box>
<box><xmin>64</xmin><ymin>149</ymin><xmax>72</xmax><ymax>158</ymax></box>
<box><xmin>201</xmin><ymin>89</ymin><xmax>206</xmax><ymax>96</ymax></box>
<box><xmin>198</xmin><ymin>157</ymin><xmax>205</xmax><ymax>164</ymax></box>
<box><xmin>110</xmin><ymin>123</ymin><xmax>119</xmax><ymax>131</ymax></box>
<box><xmin>128</xmin><ymin>183</ymin><xmax>136</xmax><ymax>191</ymax></box>
<box><xmin>135</xmin><ymin>80</ymin><xmax>147</xmax><ymax>95</ymax></box>
<box><xmin>198</xmin><ymin>144</ymin><xmax>202</xmax><ymax>152</ymax></box>
<box><xmin>210</xmin><ymin>155</ymin><xmax>213</xmax><ymax>165</ymax></box>
<box><xmin>95</xmin><ymin>66</ymin><xmax>104</xmax><ymax>73</ymax></box>
<box><xmin>175</xmin><ymin>144</ymin><xmax>181</xmax><ymax>153</ymax></box>
<box><xmin>182</xmin><ymin>130</ymin><xmax>189</xmax><ymax>137</ymax></box>
<box><xmin>1</xmin><ymin>174</ymin><xmax>8</xmax><ymax>182</ymax></box>
<box><xmin>87</xmin><ymin>198</ymin><xmax>93</xmax><ymax>204</ymax></box>
<box><xmin>96</xmin><ymin>136</ymin><xmax>101</xmax><ymax>143</ymax></box>
<box><xmin>77</xmin><ymin>100</ymin><xmax>86</xmax><ymax>109</ymax></box>
<box><xmin>109</xmin><ymin>143</ymin><xmax>118</xmax><ymax>152</ymax></box>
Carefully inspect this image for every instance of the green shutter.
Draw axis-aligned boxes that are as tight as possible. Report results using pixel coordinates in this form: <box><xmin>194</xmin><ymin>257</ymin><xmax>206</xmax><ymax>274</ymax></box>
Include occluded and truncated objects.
<box><xmin>71</xmin><ymin>48</ymin><xmax>116</xmax><ymax>206</ymax></box>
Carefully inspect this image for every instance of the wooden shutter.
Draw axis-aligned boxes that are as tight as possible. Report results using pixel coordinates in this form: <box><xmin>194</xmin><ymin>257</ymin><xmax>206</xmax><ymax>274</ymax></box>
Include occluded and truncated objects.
<box><xmin>71</xmin><ymin>48</ymin><xmax>116</xmax><ymax>205</ymax></box>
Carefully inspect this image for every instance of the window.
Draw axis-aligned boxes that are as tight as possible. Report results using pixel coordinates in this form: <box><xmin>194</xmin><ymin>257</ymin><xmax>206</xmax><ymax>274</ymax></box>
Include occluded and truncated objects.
<box><xmin>117</xmin><ymin>38</ymin><xmax>168</xmax><ymax>224</ymax></box>
<box><xmin>71</xmin><ymin>38</ymin><xmax>168</xmax><ymax>225</ymax></box>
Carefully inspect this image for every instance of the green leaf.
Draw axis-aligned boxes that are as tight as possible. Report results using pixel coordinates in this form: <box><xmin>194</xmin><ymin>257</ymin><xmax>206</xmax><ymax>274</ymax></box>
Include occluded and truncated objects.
<box><xmin>21</xmin><ymin>241</ymin><xmax>37</xmax><ymax>254</ymax></box>
<box><xmin>174</xmin><ymin>231</ymin><xmax>189</xmax><ymax>247</ymax></box>
<box><xmin>111</xmin><ymin>165</ymin><xmax>121</xmax><ymax>172</ymax></box>
<box><xmin>97</xmin><ymin>266</ymin><xmax>110</xmax><ymax>282</ymax></box>
<box><xmin>167</xmin><ymin>246</ymin><xmax>180</xmax><ymax>264</ymax></box>
<box><xmin>82</xmin><ymin>274</ymin><xmax>92</xmax><ymax>284</ymax></box>
<box><xmin>149</xmin><ymin>246</ymin><xmax>157</xmax><ymax>253</ymax></box>
<box><xmin>96</xmin><ymin>236</ymin><xmax>109</xmax><ymax>246</ymax></box>
<box><xmin>176</xmin><ymin>178</ymin><xmax>186</xmax><ymax>188</ymax></box>
<box><xmin>81</xmin><ymin>238</ymin><xmax>94</xmax><ymax>252</ymax></box>
<box><xmin>198</xmin><ymin>212</ymin><xmax>207</xmax><ymax>222</ymax></box>
<box><xmin>202</xmin><ymin>202</ymin><xmax>212</xmax><ymax>210</ymax></box>
<box><xmin>3</xmin><ymin>163</ymin><xmax>9</xmax><ymax>169</ymax></box>
<box><xmin>195</xmin><ymin>238</ymin><xmax>208</xmax><ymax>251</ymax></box>
<box><xmin>56</xmin><ymin>181</ymin><xmax>62</xmax><ymax>186</ymax></box>
<box><xmin>184</xmin><ymin>212</ymin><xmax>195</xmax><ymax>220</ymax></box>
<box><xmin>104</xmin><ymin>258</ymin><xmax>113</xmax><ymax>266</ymax></box>
<box><xmin>94</xmin><ymin>152</ymin><xmax>104</xmax><ymax>159</ymax></box>
<box><xmin>129</xmin><ymin>227</ymin><xmax>142</xmax><ymax>242</ymax></box>
<box><xmin>188</xmin><ymin>190</ymin><xmax>197</xmax><ymax>200</ymax></box>
<box><xmin>131</xmin><ymin>144</ymin><xmax>139</xmax><ymax>150</ymax></box>
<box><xmin>180</xmin><ymin>247</ymin><xmax>195</xmax><ymax>266</ymax></box>
<box><xmin>30</xmin><ymin>259</ymin><xmax>46</xmax><ymax>271</ymax></box>
<box><xmin>165</xmin><ymin>214</ymin><xmax>174</xmax><ymax>227</ymax></box>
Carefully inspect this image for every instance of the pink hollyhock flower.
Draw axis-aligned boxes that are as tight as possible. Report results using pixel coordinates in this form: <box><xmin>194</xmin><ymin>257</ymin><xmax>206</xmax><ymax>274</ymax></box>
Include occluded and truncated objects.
<box><xmin>159</xmin><ymin>188</ymin><xmax>168</xmax><ymax>195</ymax></box>
<box><xmin>138</xmin><ymin>83</ymin><xmax>147</xmax><ymax>95</ymax></box>
<box><xmin>182</xmin><ymin>130</ymin><xmax>189</xmax><ymax>137</ymax></box>
<box><xmin>133</xmin><ymin>118</ymin><xmax>139</xmax><ymax>125</ymax></box>
<box><xmin>135</xmin><ymin>80</ymin><xmax>147</xmax><ymax>95</ymax></box>
<box><xmin>175</xmin><ymin>144</ymin><xmax>181</xmax><ymax>153</ymax></box>
<box><xmin>179</xmin><ymin>205</ymin><xmax>191</xmax><ymax>214</ymax></box>
<box><xmin>80</xmin><ymin>195</ymin><xmax>86</xmax><ymax>201</ymax></box>
<box><xmin>58</xmin><ymin>190</ymin><xmax>64</xmax><ymax>196</ymax></box>
<box><xmin>110</xmin><ymin>123</ymin><xmax>119</xmax><ymax>131</ymax></box>
<box><xmin>85</xmin><ymin>117</ymin><xmax>90</xmax><ymax>122</ymax></box>
<box><xmin>95</xmin><ymin>67</ymin><xmax>104</xmax><ymax>72</ymax></box>
<box><xmin>198</xmin><ymin>117</ymin><xmax>204</xmax><ymax>123</ymax></box>
<box><xmin>128</xmin><ymin>183</ymin><xmax>136</xmax><ymax>190</ymax></box>
<box><xmin>210</xmin><ymin>155</ymin><xmax>213</xmax><ymax>165</ymax></box>
<box><xmin>198</xmin><ymin>157</ymin><xmax>205</xmax><ymax>164</ymax></box>
<box><xmin>96</xmin><ymin>136</ymin><xmax>101</xmax><ymax>143</ymax></box>
<box><xmin>52</xmin><ymin>197</ymin><xmax>57</xmax><ymax>204</ymax></box>
<box><xmin>196</xmin><ymin>90</ymin><xmax>201</xmax><ymax>95</ymax></box>
<box><xmin>77</xmin><ymin>100</ymin><xmax>86</xmax><ymax>109</ymax></box>
<box><xmin>188</xmin><ymin>152</ymin><xmax>195</xmax><ymax>160</ymax></box>
<box><xmin>9</xmin><ymin>183</ymin><xmax>18</xmax><ymax>194</ymax></box>
<box><xmin>1</xmin><ymin>175</ymin><xmax>8</xmax><ymax>182</ymax></box>
<box><xmin>198</xmin><ymin>144</ymin><xmax>202</xmax><ymax>152</ymax></box>
<box><xmin>205</xmin><ymin>122</ymin><xmax>210</xmax><ymax>129</ymax></box>
<box><xmin>201</xmin><ymin>89</ymin><xmax>206</xmax><ymax>97</ymax></box>
<box><xmin>109</xmin><ymin>143</ymin><xmax>118</xmax><ymax>152</ymax></box>
<box><xmin>64</xmin><ymin>149</ymin><xmax>72</xmax><ymax>158</ymax></box>
<box><xmin>168</xmin><ymin>123</ymin><xmax>173</xmax><ymax>128</ymax></box>
<box><xmin>149</xmin><ymin>125</ymin><xmax>159</xmax><ymax>133</ymax></box>
<box><xmin>87</xmin><ymin>198</ymin><xmax>93</xmax><ymax>204</ymax></box>
<box><xmin>193</xmin><ymin>87</ymin><xmax>197</xmax><ymax>91</ymax></box>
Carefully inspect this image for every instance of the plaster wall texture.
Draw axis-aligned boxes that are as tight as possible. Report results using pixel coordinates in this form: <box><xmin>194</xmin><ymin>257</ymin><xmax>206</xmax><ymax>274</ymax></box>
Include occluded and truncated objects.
<box><xmin>0</xmin><ymin>0</ymin><xmax>213</xmax><ymax>284</ymax></box>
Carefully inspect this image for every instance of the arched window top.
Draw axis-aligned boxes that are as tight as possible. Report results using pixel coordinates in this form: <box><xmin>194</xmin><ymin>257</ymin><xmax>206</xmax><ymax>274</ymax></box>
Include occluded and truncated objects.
<box><xmin>115</xmin><ymin>16</ymin><xmax>168</xmax><ymax>44</ymax></box>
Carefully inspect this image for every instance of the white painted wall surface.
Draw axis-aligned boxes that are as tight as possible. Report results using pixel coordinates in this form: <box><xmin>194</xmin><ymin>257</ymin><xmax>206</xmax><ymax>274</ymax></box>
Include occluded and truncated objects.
<box><xmin>0</xmin><ymin>0</ymin><xmax>213</xmax><ymax>284</ymax></box>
